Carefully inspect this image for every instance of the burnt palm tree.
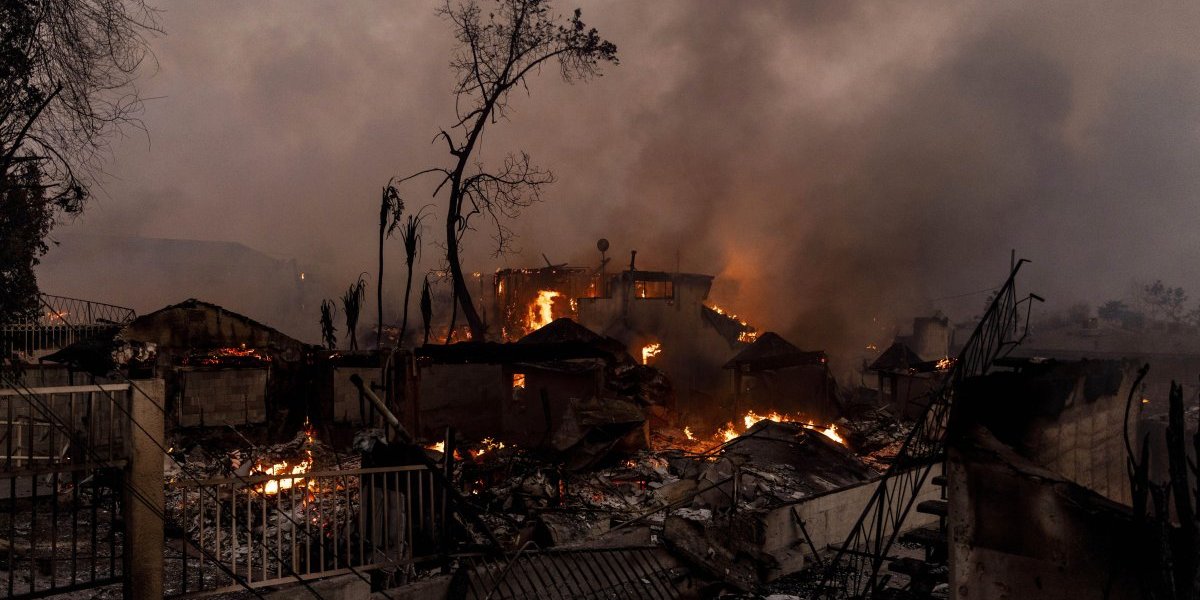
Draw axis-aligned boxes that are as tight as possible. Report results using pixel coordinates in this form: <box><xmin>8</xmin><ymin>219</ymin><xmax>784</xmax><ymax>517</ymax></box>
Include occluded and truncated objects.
<box><xmin>398</xmin><ymin>207</ymin><xmax>431</xmax><ymax>346</ymax></box>
<box><xmin>377</xmin><ymin>181</ymin><xmax>404</xmax><ymax>349</ymax></box>
<box><xmin>341</xmin><ymin>274</ymin><xmax>367</xmax><ymax>351</ymax></box>
<box><xmin>319</xmin><ymin>299</ymin><xmax>337</xmax><ymax>350</ymax></box>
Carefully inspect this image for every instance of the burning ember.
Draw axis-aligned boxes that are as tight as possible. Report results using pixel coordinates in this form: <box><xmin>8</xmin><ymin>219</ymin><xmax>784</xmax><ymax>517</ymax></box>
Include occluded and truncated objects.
<box><xmin>469</xmin><ymin>437</ymin><xmax>505</xmax><ymax>459</ymax></box>
<box><xmin>683</xmin><ymin>426</ymin><xmax>695</xmax><ymax>440</ymax></box>
<box><xmin>252</xmin><ymin>421</ymin><xmax>316</xmax><ymax>494</ymax></box>
<box><xmin>184</xmin><ymin>343</ymin><xmax>270</xmax><ymax>367</ymax></box>
<box><xmin>706</xmin><ymin>410</ymin><xmax>846</xmax><ymax>446</ymax></box>
<box><xmin>527</xmin><ymin>290</ymin><xmax>561</xmax><ymax>332</ymax></box>
<box><xmin>641</xmin><ymin>342</ymin><xmax>662</xmax><ymax>365</ymax></box>
<box><xmin>936</xmin><ymin>356</ymin><xmax>955</xmax><ymax>370</ymax></box>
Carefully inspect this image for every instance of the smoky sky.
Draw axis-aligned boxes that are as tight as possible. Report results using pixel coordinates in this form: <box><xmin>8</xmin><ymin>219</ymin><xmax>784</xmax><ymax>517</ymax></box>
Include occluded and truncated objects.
<box><xmin>39</xmin><ymin>1</ymin><xmax>1200</xmax><ymax>361</ymax></box>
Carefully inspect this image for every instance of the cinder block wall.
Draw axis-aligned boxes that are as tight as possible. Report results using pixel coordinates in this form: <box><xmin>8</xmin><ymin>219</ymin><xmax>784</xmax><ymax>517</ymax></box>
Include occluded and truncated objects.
<box><xmin>176</xmin><ymin>368</ymin><xmax>268</xmax><ymax>427</ymax></box>
<box><xmin>1019</xmin><ymin>363</ymin><xmax>1134</xmax><ymax>505</ymax></box>
<box><xmin>331</xmin><ymin>366</ymin><xmax>383</xmax><ymax>425</ymax></box>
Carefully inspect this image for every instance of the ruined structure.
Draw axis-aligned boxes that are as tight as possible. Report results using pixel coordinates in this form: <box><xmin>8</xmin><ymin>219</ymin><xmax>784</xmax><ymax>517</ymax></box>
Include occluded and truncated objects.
<box><xmin>494</xmin><ymin>261</ymin><xmax>757</xmax><ymax>421</ymax></box>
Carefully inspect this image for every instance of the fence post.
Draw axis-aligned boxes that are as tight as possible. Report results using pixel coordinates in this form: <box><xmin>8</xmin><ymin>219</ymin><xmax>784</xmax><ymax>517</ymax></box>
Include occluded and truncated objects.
<box><xmin>124</xmin><ymin>379</ymin><xmax>164</xmax><ymax>600</ymax></box>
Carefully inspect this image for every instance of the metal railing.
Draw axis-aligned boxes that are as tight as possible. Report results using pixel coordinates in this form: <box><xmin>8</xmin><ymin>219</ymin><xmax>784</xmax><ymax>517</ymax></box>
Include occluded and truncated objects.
<box><xmin>1</xmin><ymin>294</ymin><xmax>135</xmax><ymax>359</ymax></box>
<box><xmin>0</xmin><ymin>383</ymin><xmax>132</xmax><ymax>599</ymax></box>
<box><xmin>168</xmin><ymin>463</ymin><xmax>443</xmax><ymax>596</ymax></box>
<box><xmin>37</xmin><ymin>295</ymin><xmax>136</xmax><ymax>328</ymax></box>
<box><xmin>819</xmin><ymin>260</ymin><xmax>1040</xmax><ymax>598</ymax></box>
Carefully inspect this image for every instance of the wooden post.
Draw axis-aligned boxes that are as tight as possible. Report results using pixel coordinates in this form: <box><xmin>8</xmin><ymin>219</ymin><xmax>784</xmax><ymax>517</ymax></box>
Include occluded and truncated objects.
<box><xmin>124</xmin><ymin>379</ymin><xmax>164</xmax><ymax>600</ymax></box>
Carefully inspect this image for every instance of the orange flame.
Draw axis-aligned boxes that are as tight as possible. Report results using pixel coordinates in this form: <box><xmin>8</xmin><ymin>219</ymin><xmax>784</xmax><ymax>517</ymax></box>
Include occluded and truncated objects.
<box><xmin>641</xmin><ymin>342</ymin><xmax>662</xmax><ymax>365</ymax></box>
<box><xmin>527</xmin><ymin>290</ymin><xmax>560</xmax><ymax>332</ymax></box>
<box><xmin>715</xmin><ymin>410</ymin><xmax>846</xmax><ymax>446</ymax></box>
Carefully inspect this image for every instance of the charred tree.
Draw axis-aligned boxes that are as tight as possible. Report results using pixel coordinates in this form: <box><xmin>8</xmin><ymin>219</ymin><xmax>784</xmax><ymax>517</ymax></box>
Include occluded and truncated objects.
<box><xmin>420</xmin><ymin>275</ymin><xmax>433</xmax><ymax>346</ymax></box>
<box><xmin>1126</xmin><ymin>370</ymin><xmax>1200</xmax><ymax>599</ymax></box>
<box><xmin>319</xmin><ymin>299</ymin><xmax>337</xmax><ymax>350</ymax></box>
<box><xmin>0</xmin><ymin>1</ymin><xmax>158</xmax><ymax>317</ymax></box>
<box><xmin>398</xmin><ymin>207</ymin><xmax>430</xmax><ymax>347</ymax></box>
<box><xmin>394</xmin><ymin>0</ymin><xmax>617</xmax><ymax>340</ymax></box>
<box><xmin>376</xmin><ymin>181</ymin><xmax>404</xmax><ymax>349</ymax></box>
<box><xmin>341</xmin><ymin>274</ymin><xmax>367</xmax><ymax>351</ymax></box>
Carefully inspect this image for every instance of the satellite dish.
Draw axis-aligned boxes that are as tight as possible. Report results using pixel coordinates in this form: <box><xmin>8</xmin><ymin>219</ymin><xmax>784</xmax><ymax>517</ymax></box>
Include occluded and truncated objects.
<box><xmin>597</xmin><ymin>238</ymin><xmax>610</xmax><ymax>253</ymax></box>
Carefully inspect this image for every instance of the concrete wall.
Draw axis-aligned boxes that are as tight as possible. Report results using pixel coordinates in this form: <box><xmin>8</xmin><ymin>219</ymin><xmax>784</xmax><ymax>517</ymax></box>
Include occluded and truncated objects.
<box><xmin>330</xmin><ymin>366</ymin><xmax>383</xmax><ymax>425</ymax></box>
<box><xmin>176</xmin><ymin>367</ymin><xmax>268</xmax><ymax>427</ymax></box>
<box><xmin>1019</xmin><ymin>372</ymin><xmax>1132</xmax><ymax>505</ymax></box>
<box><xmin>415</xmin><ymin>363</ymin><xmax>505</xmax><ymax>440</ymax></box>
<box><xmin>956</xmin><ymin>360</ymin><xmax>1136</xmax><ymax>506</ymax></box>
<box><xmin>948</xmin><ymin>430</ymin><xmax>1139</xmax><ymax>600</ymax></box>
<box><xmin>504</xmin><ymin>365</ymin><xmax>602</xmax><ymax>447</ymax></box>
<box><xmin>760</xmin><ymin>465</ymin><xmax>943</xmax><ymax>574</ymax></box>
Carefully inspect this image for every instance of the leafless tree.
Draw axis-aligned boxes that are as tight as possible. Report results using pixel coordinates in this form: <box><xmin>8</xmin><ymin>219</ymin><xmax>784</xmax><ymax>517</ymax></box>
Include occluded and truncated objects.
<box><xmin>1</xmin><ymin>0</ymin><xmax>159</xmax><ymax>212</ymax></box>
<box><xmin>395</xmin><ymin>0</ymin><xmax>617</xmax><ymax>340</ymax></box>
<box><xmin>0</xmin><ymin>0</ymin><xmax>159</xmax><ymax>318</ymax></box>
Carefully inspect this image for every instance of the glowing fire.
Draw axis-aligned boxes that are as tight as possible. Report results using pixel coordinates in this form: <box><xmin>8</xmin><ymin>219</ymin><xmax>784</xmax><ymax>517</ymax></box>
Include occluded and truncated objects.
<box><xmin>470</xmin><ymin>437</ymin><xmax>505</xmax><ymax>459</ymax></box>
<box><xmin>253</xmin><ymin>421</ymin><xmax>316</xmax><ymax>495</ymax></box>
<box><xmin>427</xmin><ymin>441</ymin><xmax>445</xmax><ymax>453</ymax></box>
<box><xmin>513</xmin><ymin>373</ymin><xmax>526</xmax><ymax>389</ymax></box>
<box><xmin>708</xmin><ymin>304</ymin><xmax>757</xmax><ymax>343</ymax></box>
<box><xmin>936</xmin><ymin>356</ymin><xmax>954</xmax><ymax>370</ymax></box>
<box><xmin>527</xmin><ymin>290</ymin><xmax>560</xmax><ymax>332</ymax></box>
<box><xmin>683</xmin><ymin>426</ymin><xmax>695</xmax><ymax>440</ymax></box>
<box><xmin>712</xmin><ymin>410</ymin><xmax>846</xmax><ymax>446</ymax></box>
<box><xmin>641</xmin><ymin>342</ymin><xmax>662</xmax><ymax>365</ymax></box>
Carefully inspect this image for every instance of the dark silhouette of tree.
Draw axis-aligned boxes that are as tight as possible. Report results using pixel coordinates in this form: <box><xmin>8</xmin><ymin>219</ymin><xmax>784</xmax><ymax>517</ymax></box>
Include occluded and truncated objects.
<box><xmin>1141</xmin><ymin>280</ymin><xmax>1188</xmax><ymax>324</ymax></box>
<box><xmin>1098</xmin><ymin>299</ymin><xmax>1145</xmax><ymax>329</ymax></box>
<box><xmin>395</xmin><ymin>0</ymin><xmax>617</xmax><ymax>340</ymax></box>
<box><xmin>319</xmin><ymin>299</ymin><xmax>337</xmax><ymax>350</ymax></box>
<box><xmin>376</xmin><ymin>180</ymin><xmax>403</xmax><ymax>349</ymax></box>
<box><xmin>0</xmin><ymin>164</ymin><xmax>51</xmax><ymax>321</ymax></box>
<box><xmin>398</xmin><ymin>207</ymin><xmax>432</xmax><ymax>346</ymax></box>
<box><xmin>0</xmin><ymin>1</ymin><xmax>159</xmax><ymax>316</ymax></box>
<box><xmin>341</xmin><ymin>274</ymin><xmax>367</xmax><ymax>351</ymax></box>
<box><xmin>420</xmin><ymin>275</ymin><xmax>433</xmax><ymax>346</ymax></box>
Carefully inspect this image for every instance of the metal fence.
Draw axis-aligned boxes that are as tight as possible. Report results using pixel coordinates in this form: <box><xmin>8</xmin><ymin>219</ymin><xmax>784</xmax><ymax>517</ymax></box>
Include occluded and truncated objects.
<box><xmin>819</xmin><ymin>260</ymin><xmax>1039</xmax><ymax>597</ymax></box>
<box><xmin>168</xmin><ymin>464</ymin><xmax>443</xmax><ymax>596</ymax></box>
<box><xmin>0</xmin><ymin>383</ymin><xmax>132</xmax><ymax>599</ymax></box>
<box><xmin>1</xmin><ymin>294</ymin><xmax>135</xmax><ymax>359</ymax></box>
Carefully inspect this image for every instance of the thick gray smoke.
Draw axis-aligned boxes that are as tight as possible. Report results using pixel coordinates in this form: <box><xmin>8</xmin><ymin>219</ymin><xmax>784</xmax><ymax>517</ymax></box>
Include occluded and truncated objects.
<box><xmin>37</xmin><ymin>1</ymin><xmax>1200</xmax><ymax>368</ymax></box>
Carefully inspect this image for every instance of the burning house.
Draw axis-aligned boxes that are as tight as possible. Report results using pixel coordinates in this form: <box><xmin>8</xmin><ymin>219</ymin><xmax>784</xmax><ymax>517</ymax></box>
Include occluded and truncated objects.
<box><xmin>724</xmin><ymin>332</ymin><xmax>839</xmax><ymax>423</ymax></box>
<box><xmin>122</xmin><ymin>298</ymin><xmax>306</xmax><ymax>428</ymax></box>
<box><xmin>494</xmin><ymin>251</ymin><xmax>758</xmax><ymax>421</ymax></box>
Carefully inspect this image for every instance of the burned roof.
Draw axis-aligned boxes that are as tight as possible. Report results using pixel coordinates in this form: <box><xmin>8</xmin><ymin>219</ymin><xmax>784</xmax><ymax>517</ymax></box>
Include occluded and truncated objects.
<box><xmin>722</xmin><ymin>332</ymin><xmax>826</xmax><ymax>371</ymax></box>
<box><xmin>123</xmin><ymin>298</ymin><xmax>305</xmax><ymax>352</ymax></box>
<box><xmin>416</xmin><ymin>341</ymin><xmax>614</xmax><ymax>365</ymax></box>
<box><xmin>518</xmin><ymin>317</ymin><xmax>604</xmax><ymax>345</ymax></box>
<box><xmin>869</xmin><ymin>341</ymin><xmax>927</xmax><ymax>372</ymax></box>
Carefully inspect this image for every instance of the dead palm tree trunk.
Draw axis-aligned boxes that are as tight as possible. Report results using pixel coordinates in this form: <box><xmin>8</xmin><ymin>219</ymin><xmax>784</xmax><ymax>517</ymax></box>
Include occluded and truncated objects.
<box><xmin>377</xmin><ymin>182</ymin><xmax>403</xmax><ymax>349</ymax></box>
<box><xmin>399</xmin><ymin>209</ymin><xmax>429</xmax><ymax>347</ymax></box>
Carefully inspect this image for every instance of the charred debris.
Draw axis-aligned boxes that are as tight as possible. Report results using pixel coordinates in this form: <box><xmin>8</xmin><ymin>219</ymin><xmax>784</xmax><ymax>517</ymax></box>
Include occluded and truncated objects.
<box><xmin>3</xmin><ymin>259</ymin><xmax>1195</xmax><ymax>599</ymax></box>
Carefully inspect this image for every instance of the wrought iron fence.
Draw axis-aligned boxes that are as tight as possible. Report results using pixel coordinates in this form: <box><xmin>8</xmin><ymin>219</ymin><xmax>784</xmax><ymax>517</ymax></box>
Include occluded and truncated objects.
<box><xmin>167</xmin><ymin>464</ymin><xmax>443</xmax><ymax>596</ymax></box>
<box><xmin>0</xmin><ymin>383</ymin><xmax>132</xmax><ymax>599</ymax></box>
